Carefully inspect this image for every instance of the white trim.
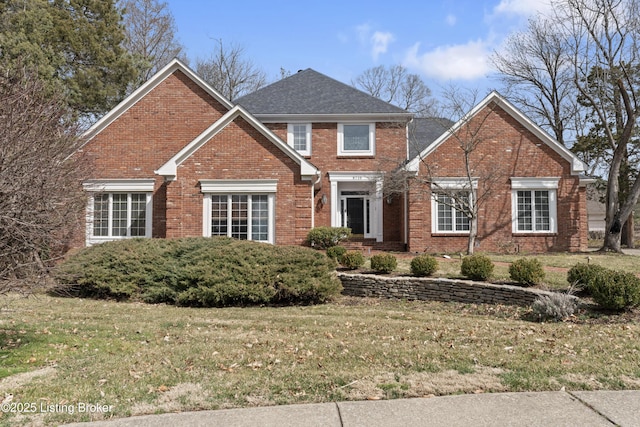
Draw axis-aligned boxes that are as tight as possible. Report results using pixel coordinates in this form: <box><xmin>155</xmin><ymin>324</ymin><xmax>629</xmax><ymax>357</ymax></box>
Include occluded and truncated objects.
<box><xmin>155</xmin><ymin>105</ymin><xmax>318</xmax><ymax>180</ymax></box>
<box><xmin>82</xmin><ymin>59</ymin><xmax>233</xmax><ymax>143</ymax></box>
<box><xmin>510</xmin><ymin>177</ymin><xmax>560</xmax><ymax>190</ymax></box>
<box><xmin>202</xmin><ymin>193</ymin><xmax>275</xmax><ymax>244</ymax></box>
<box><xmin>337</xmin><ymin>123</ymin><xmax>375</xmax><ymax>156</ymax></box>
<box><xmin>85</xmin><ymin>191</ymin><xmax>153</xmax><ymax>246</ymax></box>
<box><xmin>431</xmin><ymin>178</ymin><xmax>478</xmax><ymax>190</ymax></box>
<box><xmin>252</xmin><ymin>113</ymin><xmax>412</xmax><ymax>123</ymax></box>
<box><xmin>83</xmin><ymin>179</ymin><xmax>156</xmax><ymax>192</ymax></box>
<box><xmin>511</xmin><ymin>187</ymin><xmax>558</xmax><ymax>234</ymax></box>
<box><xmin>328</xmin><ymin>172</ymin><xmax>384</xmax><ymax>242</ymax></box>
<box><xmin>200</xmin><ymin>179</ymin><xmax>278</xmax><ymax>193</ymax></box>
<box><xmin>287</xmin><ymin>123</ymin><xmax>312</xmax><ymax>156</ymax></box>
<box><xmin>405</xmin><ymin>91</ymin><xmax>587</xmax><ymax>175</ymax></box>
<box><xmin>430</xmin><ymin>188</ymin><xmax>473</xmax><ymax>235</ymax></box>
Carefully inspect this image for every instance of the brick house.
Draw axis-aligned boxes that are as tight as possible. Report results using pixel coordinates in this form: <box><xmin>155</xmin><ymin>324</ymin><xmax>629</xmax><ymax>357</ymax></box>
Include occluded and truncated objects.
<box><xmin>77</xmin><ymin>59</ymin><xmax>589</xmax><ymax>253</ymax></box>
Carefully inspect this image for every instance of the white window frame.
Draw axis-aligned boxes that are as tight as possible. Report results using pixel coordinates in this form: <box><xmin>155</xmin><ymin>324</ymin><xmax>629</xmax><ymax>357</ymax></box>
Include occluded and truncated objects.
<box><xmin>511</xmin><ymin>178</ymin><xmax>559</xmax><ymax>234</ymax></box>
<box><xmin>200</xmin><ymin>180</ymin><xmax>277</xmax><ymax>244</ymax></box>
<box><xmin>337</xmin><ymin>123</ymin><xmax>375</xmax><ymax>156</ymax></box>
<box><xmin>287</xmin><ymin>123</ymin><xmax>312</xmax><ymax>156</ymax></box>
<box><xmin>430</xmin><ymin>179</ymin><xmax>477</xmax><ymax>234</ymax></box>
<box><xmin>84</xmin><ymin>179</ymin><xmax>154</xmax><ymax>246</ymax></box>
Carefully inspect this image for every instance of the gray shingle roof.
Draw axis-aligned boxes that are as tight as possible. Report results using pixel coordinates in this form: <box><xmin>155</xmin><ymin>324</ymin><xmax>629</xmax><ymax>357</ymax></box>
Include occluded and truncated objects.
<box><xmin>235</xmin><ymin>69</ymin><xmax>411</xmax><ymax>116</ymax></box>
<box><xmin>408</xmin><ymin>117</ymin><xmax>453</xmax><ymax>159</ymax></box>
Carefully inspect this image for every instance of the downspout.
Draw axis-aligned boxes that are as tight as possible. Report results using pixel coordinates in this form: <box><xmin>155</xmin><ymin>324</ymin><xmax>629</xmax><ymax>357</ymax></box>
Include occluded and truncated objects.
<box><xmin>311</xmin><ymin>171</ymin><xmax>322</xmax><ymax>229</ymax></box>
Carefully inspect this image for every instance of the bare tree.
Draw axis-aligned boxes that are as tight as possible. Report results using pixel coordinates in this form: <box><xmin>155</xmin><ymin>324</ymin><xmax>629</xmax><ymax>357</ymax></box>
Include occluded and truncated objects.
<box><xmin>195</xmin><ymin>39</ymin><xmax>267</xmax><ymax>101</ymax></box>
<box><xmin>492</xmin><ymin>16</ymin><xmax>580</xmax><ymax>146</ymax></box>
<box><xmin>554</xmin><ymin>0</ymin><xmax>640</xmax><ymax>252</ymax></box>
<box><xmin>0</xmin><ymin>63</ymin><xmax>88</xmax><ymax>294</ymax></box>
<box><xmin>352</xmin><ymin>65</ymin><xmax>436</xmax><ymax>116</ymax></box>
<box><xmin>120</xmin><ymin>0</ymin><xmax>185</xmax><ymax>85</ymax></box>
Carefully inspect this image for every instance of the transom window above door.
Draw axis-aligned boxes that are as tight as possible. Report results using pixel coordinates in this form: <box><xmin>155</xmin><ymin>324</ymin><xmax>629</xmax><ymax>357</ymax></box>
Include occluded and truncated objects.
<box><xmin>338</xmin><ymin>123</ymin><xmax>375</xmax><ymax>156</ymax></box>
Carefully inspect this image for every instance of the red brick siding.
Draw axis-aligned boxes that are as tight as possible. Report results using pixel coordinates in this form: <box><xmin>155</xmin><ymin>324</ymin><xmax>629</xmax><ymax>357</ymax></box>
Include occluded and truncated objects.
<box><xmin>407</xmin><ymin>105</ymin><xmax>587</xmax><ymax>253</ymax></box>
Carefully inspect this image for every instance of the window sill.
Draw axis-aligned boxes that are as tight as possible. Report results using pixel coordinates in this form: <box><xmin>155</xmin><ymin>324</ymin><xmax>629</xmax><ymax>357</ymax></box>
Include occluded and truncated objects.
<box><xmin>431</xmin><ymin>232</ymin><xmax>470</xmax><ymax>237</ymax></box>
<box><xmin>512</xmin><ymin>232</ymin><xmax>558</xmax><ymax>237</ymax></box>
<box><xmin>337</xmin><ymin>155</ymin><xmax>376</xmax><ymax>159</ymax></box>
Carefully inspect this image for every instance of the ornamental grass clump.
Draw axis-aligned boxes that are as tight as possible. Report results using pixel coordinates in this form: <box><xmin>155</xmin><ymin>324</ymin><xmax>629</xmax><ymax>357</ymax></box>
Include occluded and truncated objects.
<box><xmin>370</xmin><ymin>253</ymin><xmax>397</xmax><ymax>273</ymax></box>
<box><xmin>532</xmin><ymin>292</ymin><xmax>578</xmax><ymax>321</ymax></box>
<box><xmin>460</xmin><ymin>254</ymin><xmax>494</xmax><ymax>281</ymax></box>
<box><xmin>410</xmin><ymin>254</ymin><xmax>438</xmax><ymax>277</ymax></box>
<box><xmin>509</xmin><ymin>258</ymin><xmax>545</xmax><ymax>286</ymax></box>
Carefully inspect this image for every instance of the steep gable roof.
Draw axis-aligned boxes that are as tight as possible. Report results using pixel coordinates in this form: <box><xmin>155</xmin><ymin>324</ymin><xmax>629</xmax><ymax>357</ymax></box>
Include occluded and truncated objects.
<box><xmin>82</xmin><ymin>59</ymin><xmax>234</xmax><ymax>142</ymax></box>
<box><xmin>405</xmin><ymin>91</ymin><xmax>587</xmax><ymax>175</ymax></box>
<box><xmin>155</xmin><ymin>105</ymin><xmax>319</xmax><ymax>181</ymax></box>
<box><xmin>408</xmin><ymin>118</ymin><xmax>453</xmax><ymax>160</ymax></box>
<box><xmin>235</xmin><ymin>69</ymin><xmax>412</xmax><ymax>121</ymax></box>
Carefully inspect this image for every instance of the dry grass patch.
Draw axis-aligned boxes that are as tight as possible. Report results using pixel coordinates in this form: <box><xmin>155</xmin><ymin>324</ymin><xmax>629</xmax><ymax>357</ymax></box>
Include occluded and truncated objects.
<box><xmin>0</xmin><ymin>294</ymin><xmax>638</xmax><ymax>425</ymax></box>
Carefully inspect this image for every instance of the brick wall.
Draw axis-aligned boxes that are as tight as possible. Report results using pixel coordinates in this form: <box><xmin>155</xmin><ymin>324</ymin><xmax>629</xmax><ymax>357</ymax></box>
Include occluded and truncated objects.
<box><xmin>407</xmin><ymin>104</ymin><xmax>588</xmax><ymax>254</ymax></box>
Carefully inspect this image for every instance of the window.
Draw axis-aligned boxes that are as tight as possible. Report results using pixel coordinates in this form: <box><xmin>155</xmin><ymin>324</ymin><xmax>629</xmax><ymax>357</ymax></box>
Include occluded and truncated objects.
<box><xmin>207</xmin><ymin>194</ymin><xmax>271</xmax><ymax>242</ymax></box>
<box><xmin>338</xmin><ymin>123</ymin><xmax>375</xmax><ymax>156</ymax></box>
<box><xmin>511</xmin><ymin>178</ymin><xmax>558</xmax><ymax>233</ymax></box>
<box><xmin>433</xmin><ymin>192</ymin><xmax>471</xmax><ymax>233</ymax></box>
<box><xmin>287</xmin><ymin>123</ymin><xmax>311</xmax><ymax>156</ymax></box>
<box><xmin>90</xmin><ymin>193</ymin><xmax>152</xmax><ymax>240</ymax></box>
<box><xmin>84</xmin><ymin>179</ymin><xmax>154</xmax><ymax>245</ymax></box>
<box><xmin>201</xmin><ymin>179</ymin><xmax>277</xmax><ymax>244</ymax></box>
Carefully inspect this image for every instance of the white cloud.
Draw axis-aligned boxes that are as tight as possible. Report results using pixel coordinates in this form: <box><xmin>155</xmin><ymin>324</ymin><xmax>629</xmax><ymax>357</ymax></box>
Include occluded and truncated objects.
<box><xmin>403</xmin><ymin>40</ymin><xmax>492</xmax><ymax>81</ymax></box>
<box><xmin>371</xmin><ymin>31</ymin><xmax>395</xmax><ymax>61</ymax></box>
<box><xmin>445</xmin><ymin>14</ymin><xmax>457</xmax><ymax>26</ymax></box>
<box><xmin>355</xmin><ymin>23</ymin><xmax>396</xmax><ymax>61</ymax></box>
<box><xmin>493</xmin><ymin>0</ymin><xmax>552</xmax><ymax>16</ymax></box>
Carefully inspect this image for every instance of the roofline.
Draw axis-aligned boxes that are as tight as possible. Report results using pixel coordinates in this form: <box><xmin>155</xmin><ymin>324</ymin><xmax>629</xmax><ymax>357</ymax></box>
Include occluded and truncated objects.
<box><xmin>249</xmin><ymin>113</ymin><xmax>413</xmax><ymax>123</ymax></box>
<box><xmin>81</xmin><ymin>59</ymin><xmax>234</xmax><ymax>142</ymax></box>
<box><xmin>405</xmin><ymin>91</ymin><xmax>587</xmax><ymax>175</ymax></box>
<box><xmin>155</xmin><ymin>105</ymin><xmax>319</xmax><ymax>180</ymax></box>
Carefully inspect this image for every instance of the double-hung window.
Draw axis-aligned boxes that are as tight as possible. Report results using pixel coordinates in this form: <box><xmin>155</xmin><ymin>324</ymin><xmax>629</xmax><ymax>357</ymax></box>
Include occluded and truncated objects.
<box><xmin>201</xmin><ymin>180</ymin><xmax>276</xmax><ymax>244</ymax></box>
<box><xmin>287</xmin><ymin>123</ymin><xmax>311</xmax><ymax>156</ymax></box>
<box><xmin>338</xmin><ymin>123</ymin><xmax>375</xmax><ymax>156</ymax></box>
<box><xmin>511</xmin><ymin>178</ymin><xmax>558</xmax><ymax>233</ymax></box>
<box><xmin>84</xmin><ymin>179</ymin><xmax>154</xmax><ymax>245</ymax></box>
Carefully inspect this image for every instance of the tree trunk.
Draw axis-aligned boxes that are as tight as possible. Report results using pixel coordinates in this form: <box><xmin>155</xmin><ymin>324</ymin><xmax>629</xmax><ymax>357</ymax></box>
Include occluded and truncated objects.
<box><xmin>602</xmin><ymin>228</ymin><xmax>622</xmax><ymax>252</ymax></box>
<box><xmin>621</xmin><ymin>216</ymin><xmax>635</xmax><ymax>248</ymax></box>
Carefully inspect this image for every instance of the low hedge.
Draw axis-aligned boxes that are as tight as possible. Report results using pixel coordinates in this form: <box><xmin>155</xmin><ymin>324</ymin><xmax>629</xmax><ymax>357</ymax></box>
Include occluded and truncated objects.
<box><xmin>410</xmin><ymin>254</ymin><xmax>438</xmax><ymax>277</ymax></box>
<box><xmin>460</xmin><ymin>254</ymin><xmax>494</xmax><ymax>281</ymax></box>
<box><xmin>54</xmin><ymin>237</ymin><xmax>342</xmax><ymax>307</ymax></box>
<box><xmin>509</xmin><ymin>258</ymin><xmax>545</xmax><ymax>286</ymax></box>
<box><xmin>370</xmin><ymin>253</ymin><xmax>397</xmax><ymax>273</ymax></box>
<box><xmin>306</xmin><ymin>227</ymin><xmax>351</xmax><ymax>249</ymax></box>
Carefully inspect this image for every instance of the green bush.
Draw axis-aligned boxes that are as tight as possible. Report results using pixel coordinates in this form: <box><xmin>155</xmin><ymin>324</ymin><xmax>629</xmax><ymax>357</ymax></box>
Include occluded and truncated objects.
<box><xmin>326</xmin><ymin>245</ymin><xmax>347</xmax><ymax>260</ymax></box>
<box><xmin>410</xmin><ymin>254</ymin><xmax>438</xmax><ymax>277</ymax></box>
<box><xmin>306</xmin><ymin>227</ymin><xmax>351</xmax><ymax>249</ymax></box>
<box><xmin>460</xmin><ymin>254</ymin><xmax>494</xmax><ymax>281</ymax></box>
<box><xmin>54</xmin><ymin>237</ymin><xmax>342</xmax><ymax>307</ymax></box>
<box><xmin>370</xmin><ymin>253</ymin><xmax>397</xmax><ymax>273</ymax></box>
<box><xmin>339</xmin><ymin>250</ymin><xmax>364</xmax><ymax>270</ymax></box>
<box><xmin>567</xmin><ymin>263</ymin><xmax>606</xmax><ymax>291</ymax></box>
<box><xmin>509</xmin><ymin>258</ymin><xmax>545</xmax><ymax>286</ymax></box>
<box><xmin>588</xmin><ymin>270</ymin><xmax>640</xmax><ymax>311</ymax></box>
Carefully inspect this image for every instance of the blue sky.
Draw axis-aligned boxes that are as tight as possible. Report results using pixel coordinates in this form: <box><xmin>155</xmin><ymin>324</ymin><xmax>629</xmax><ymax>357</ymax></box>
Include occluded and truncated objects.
<box><xmin>165</xmin><ymin>0</ymin><xmax>552</xmax><ymax>98</ymax></box>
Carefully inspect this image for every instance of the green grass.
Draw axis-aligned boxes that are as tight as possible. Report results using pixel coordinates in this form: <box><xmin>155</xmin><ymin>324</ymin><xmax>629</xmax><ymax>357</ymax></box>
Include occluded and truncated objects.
<box><xmin>1</xmin><ymin>293</ymin><xmax>639</xmax><ymax>425</ymax></box>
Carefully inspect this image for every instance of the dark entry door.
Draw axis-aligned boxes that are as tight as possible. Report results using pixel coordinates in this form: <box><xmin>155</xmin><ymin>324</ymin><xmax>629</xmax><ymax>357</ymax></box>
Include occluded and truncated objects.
<box><xmin>346</xmin><ymin>198</ymin><xmax>364</xmax><ymax>234</ymax></box>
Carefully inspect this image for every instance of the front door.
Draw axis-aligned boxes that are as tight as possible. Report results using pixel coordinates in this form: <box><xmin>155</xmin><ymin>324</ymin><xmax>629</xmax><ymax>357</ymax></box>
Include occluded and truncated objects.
<box><xmin>340</xmin><ymin>192</ymin><xmax>370</xmax><ymax>236</ymax></box>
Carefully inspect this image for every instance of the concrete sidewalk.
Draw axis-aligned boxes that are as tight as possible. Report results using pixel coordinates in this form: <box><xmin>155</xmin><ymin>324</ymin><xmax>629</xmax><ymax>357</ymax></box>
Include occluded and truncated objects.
<box><xmin>63</xmin><ymin>390</ymin><xmax>640</xmax><ymax>427</ymax></box>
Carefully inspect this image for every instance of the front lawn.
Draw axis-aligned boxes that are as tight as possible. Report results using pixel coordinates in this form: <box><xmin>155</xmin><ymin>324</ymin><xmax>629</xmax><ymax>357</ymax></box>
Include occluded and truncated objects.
<box><xmin>1</xmin><ymin>293</ymin><xmax>639</xmax><ymax>425</ymax></box>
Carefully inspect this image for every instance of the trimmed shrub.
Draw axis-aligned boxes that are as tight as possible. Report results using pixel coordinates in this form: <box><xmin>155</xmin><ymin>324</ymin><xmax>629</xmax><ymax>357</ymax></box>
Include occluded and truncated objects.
<box><xmin>460</xmin><ymin>254</ymin><xmax>494</xmax><ymax>281</ymax></box>
<box><xmin>509</xmin><ymin>258</ymin><xmax>545</xmax><ymax>286</ymax></box>
<box><xmin>567</xmin><ymin>263</ymin><xmax>606</xmax><ymax>290</ymax></box>
<box><xmin>531</xmin><ymin>292</ymin><xmax>578</xmax><ymax>321</ymax></box>
<box><xmin>588</xmin><ymin>270</ymin><xmax>640</xmax><ymax>311</ymax></box>
<box><xmin>54</xmin><ymin>237</ymin><xmax>342</xmax><ymax>307</ymax></box>
<box><xmin>370</xmin><ymin>253</ymin><xmax>397</xmax><ymax>273</ymax></box>
<box><xmin>339</xmin><ymin>250</ymin><xmax>365</xmax><ymax>270</ymax></box>
<box><xmin>306</xmin><ymin>227</ymin><xmax>351</xmax><ymax>249</ymax></box>
<box><xmin>326</xmin><ymin>245</ymin><xmax>347</xmax><ymax>260</ymax></box>
<box><xmin>410</xmin><ymin>254</ymin><xmax>438</xmax><ymax>277</ymax></box>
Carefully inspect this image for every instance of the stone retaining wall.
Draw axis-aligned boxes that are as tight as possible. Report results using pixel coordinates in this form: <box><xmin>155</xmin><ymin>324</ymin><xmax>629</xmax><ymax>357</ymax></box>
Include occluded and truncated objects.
<box><xmin>338</xmin><ymin>273</ymin><xmax>572</xmax><ymax>306</ymax></box>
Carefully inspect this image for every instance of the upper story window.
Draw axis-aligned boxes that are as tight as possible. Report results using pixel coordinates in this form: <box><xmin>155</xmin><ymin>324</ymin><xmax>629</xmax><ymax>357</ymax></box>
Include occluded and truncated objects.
<box><xmin>511</xmin><ymin>178</ymin><xmax>558</xmax><ymax>233</ymax></box>
<box><xmin>287</xmin><ymin>123</ymin><xmax>311</xmax><ymax>156</ymax></box>
<box><xmin>338</xmin><ymin>123</ymin><xmax>375</xmax><ymax>156</ymax></box>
